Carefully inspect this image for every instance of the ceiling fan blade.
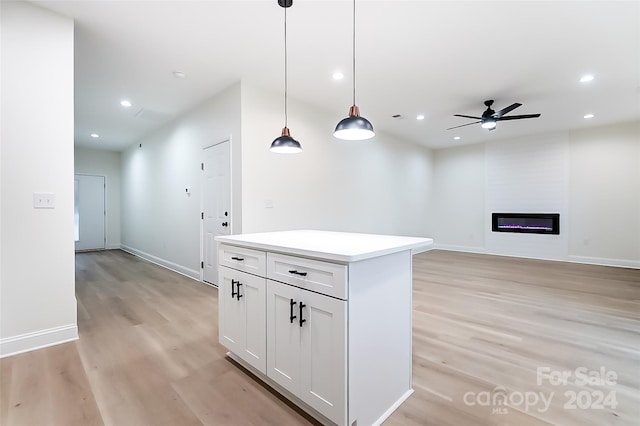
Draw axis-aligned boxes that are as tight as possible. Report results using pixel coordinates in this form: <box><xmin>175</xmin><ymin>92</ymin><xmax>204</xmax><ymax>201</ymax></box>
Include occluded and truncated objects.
<box><xmin>453</xmin><ymin>114</ymin><xmax>483</xmax><ymax>120</ymax></box>
<box><xmin>493</xmin><ymin>103</ymin><xmax>521</xmax><ymax>118</ymax></box>
<box><xmin>496</xmin><ymin>114</ymin><xmax>541</xmax><ymax>121</ymax></box>
<box><xmin>446</xmin><ymin>121</ymin><xmax>481</xmax><ymax>130</ymax></box>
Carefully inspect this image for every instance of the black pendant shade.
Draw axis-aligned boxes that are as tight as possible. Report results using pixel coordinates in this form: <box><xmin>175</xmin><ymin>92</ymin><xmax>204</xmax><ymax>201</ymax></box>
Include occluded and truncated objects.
<box><xmin>270</xmin><ymin>0</ymin><xmax>301</xmax><ymax>153</ymax></box>
<box><xmin>334</xmin><ymin>0</ymin><xmax>375</xmax><ymax>141</ymax></box>
<box><xmin>334</xmin><ymin>105</ymin><xmax>375</xmax><ymax>141</ymax></box>
<box><xmin>271</xmin><ymin>127</ymin><xmax>302</xmax><ymax>153</ymax></box>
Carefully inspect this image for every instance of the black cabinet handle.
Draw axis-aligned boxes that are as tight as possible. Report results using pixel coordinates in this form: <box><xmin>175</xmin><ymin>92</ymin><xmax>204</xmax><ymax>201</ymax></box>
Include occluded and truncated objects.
<box><xmin>236</xmin><ymin>282</ymin><xmax>243</xmax><ymax>300</ymax></box>
<box><xmin>288</xmin><ymin>270</ymin><xmax>308</xmax><ymax>277</ymax></box>
<box><xmin>231</xmin><ymin>279</ymin><xmax>238</xmax><ymax>298</ymax></box>
<box><xmin>299</xmin><ymin>302</ymin><xmax>306</xmax><ymax>327</ymax></box>
<box><xmin>222</xmin><ymin>222</ymin><xmax>228</xmax><ymax>227</ymax></box>
<box><xmin>289</xmin><ymin>299</ymin><xmax>297</xmax><ymax>323</ymax></box>
<box><xmin>231</xmin><ymin>256</ymin><xmax>244</xmax><ymax>261</ymax></box>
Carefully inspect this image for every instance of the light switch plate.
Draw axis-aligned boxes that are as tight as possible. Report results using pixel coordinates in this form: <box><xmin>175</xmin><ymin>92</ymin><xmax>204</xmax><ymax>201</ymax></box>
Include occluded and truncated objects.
<box><xmin>34</xmin><ymin>192</ymin><xmax>56</xmax><ymax>209</ymax></box>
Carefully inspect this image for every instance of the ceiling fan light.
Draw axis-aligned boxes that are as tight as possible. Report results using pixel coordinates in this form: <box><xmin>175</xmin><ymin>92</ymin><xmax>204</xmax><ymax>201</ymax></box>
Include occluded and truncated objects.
<box><xmin>481</xmin><ymin>120</ymin><xmax>497</xmax><ymax>129</ymax></box>
<box><xmin>334</xmin><ymin>105</ymin><xmax>375</xmax><ymax>140</ymax></box>
<box><xmin>270</xmin><ymin>127</ymin><xmax>302</xmax><ymax>153</ymax></box>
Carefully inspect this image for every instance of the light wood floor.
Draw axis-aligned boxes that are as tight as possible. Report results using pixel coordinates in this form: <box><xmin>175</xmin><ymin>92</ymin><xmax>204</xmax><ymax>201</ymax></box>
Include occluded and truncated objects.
<box><xmin>1</xmin><ymin>249</ymin><xmax>639</xmax><ymax>425</ymax></box>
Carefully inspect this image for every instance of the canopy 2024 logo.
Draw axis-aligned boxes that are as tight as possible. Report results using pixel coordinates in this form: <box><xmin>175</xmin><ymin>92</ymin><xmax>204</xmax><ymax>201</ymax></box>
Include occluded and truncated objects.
<box><xmin>462</xmin><ymin>366</ymin><xmax>618</xmax><ymax>415</ymax></box>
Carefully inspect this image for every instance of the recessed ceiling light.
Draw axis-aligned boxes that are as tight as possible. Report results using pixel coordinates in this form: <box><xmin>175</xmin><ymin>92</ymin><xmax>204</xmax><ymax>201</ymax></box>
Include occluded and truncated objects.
<box><xmin>584</xmin><ymin>113</ymin><xmax>594</xmax><ymax>119</ymax></box>
<box><xmin>332</xmin><ymin>72</ymin><xmax>344</xmax><ymax>80</ymax></box>
<box><xmin>580</xmin><ymin>74</ymin><xmax>594</xmax><ymax>83</ymax></box>
<box><xmin>90</xmin><ymin>133</ymin><xmax>99</xmax><ymax>138</ymax></box>
<box><xmin>173</xmin><ymin>70</ymin><xmax>186</xmax><ymax>79</ymax></box>
<box><xmin>453</xmin><ymin>136</ymin><xmax>461</xmax><ymax>140</ymax></box>
<box><xmin>120</xmin><ymin>100</ymin><xmax>132</xmax><ymax>107</ymax></box>
<box><xmin>416</xmin><ymin>114</ymin><xmax>425</xmax><ymax>120</ymax></box>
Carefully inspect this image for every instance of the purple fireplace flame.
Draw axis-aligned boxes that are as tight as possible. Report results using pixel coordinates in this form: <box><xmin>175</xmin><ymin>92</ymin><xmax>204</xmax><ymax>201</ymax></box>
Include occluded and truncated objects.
<box><xmin>492</xmin><ymin>213</ymin><xmax>560</xmax><ymax>235</ymax></box>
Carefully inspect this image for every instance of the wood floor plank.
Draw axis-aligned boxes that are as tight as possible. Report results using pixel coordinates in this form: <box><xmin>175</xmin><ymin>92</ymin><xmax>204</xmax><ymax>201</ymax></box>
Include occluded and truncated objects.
<box><xmin>394</xmin><ymin>250</ymin><xmax>640</xmax><ymax>426</ymax></box>
<box><xmin>1</xmin><ymin>249</ymin><xmax>639</xmax><ymax>425</ymax></box>
<box><xmin>45</xmin><ymin>343</ymin><xmax>104</xmax><ymax>426</ymax></box>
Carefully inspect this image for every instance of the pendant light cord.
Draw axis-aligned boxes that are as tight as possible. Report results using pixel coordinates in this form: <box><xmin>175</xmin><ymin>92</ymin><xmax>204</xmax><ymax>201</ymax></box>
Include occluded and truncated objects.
<box><xmin>284</xmin><ymin>6</ymin><xmax>288</xmax><ymax>128</ymax></box>
<box><xmin>352</xmin><ymin>0</ymin><xmax>356</xmax><ymax>106</ymax></box>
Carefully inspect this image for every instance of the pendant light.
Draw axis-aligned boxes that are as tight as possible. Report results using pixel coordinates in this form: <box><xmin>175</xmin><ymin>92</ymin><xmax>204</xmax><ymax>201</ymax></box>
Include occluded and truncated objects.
<box><xmin>334</xmin><ymin>0</ymin><xmax>375</xmax><ymax>141</ymax></box>
<box><xmin>270</xmin><ymin>0</ymin><xmax>302</xmax><ymax>153</ymax></box>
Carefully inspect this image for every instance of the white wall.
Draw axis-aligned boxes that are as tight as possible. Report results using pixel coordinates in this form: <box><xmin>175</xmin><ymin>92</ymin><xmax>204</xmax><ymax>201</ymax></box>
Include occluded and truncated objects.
<box><xmin>568</xmin><ymin>121</ymin><xmax>640</xmax><ymax>265</ymax></box>
<box><xmin>432</xmin><ymin>120</ymin><xmax>640</xmax><ymax>268</ymax></box>
<box><xmin>240</xmin><ymin>83</ymin><xmax>433</xmax><ymax>237</ymax></box>
<box><xmin>74</xmin><ymin>147</ymin><xmax>122</xmax><ymax>249</ymax></box>
<box><xmin>431</xmin><ymin>143</ymin><xmax>485</xmax><ymax>251</ymax></box>
<box><xmin>120</xmin><ymin>82</ymin><xmax>242</xmax><ymax>278</ymax></box>
<box><xmin>0</xmin><ymin>2</ymin><xmax>77</xmax><ymax>357</ymax></box>
<box><xmin>485</xmin><ymin>133</ymin><xmax>569</xmax><ymax>259</ymax></box>
<box><xmin>119</xmin><ymin>81</ymin><xmax>433</xmax><ymax>279</ymax></box>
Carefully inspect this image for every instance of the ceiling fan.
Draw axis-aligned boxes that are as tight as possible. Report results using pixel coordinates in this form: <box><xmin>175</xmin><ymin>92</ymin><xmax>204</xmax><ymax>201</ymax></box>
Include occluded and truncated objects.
<box><xmin>447</xmin><ymin>100</ymin><xmax>541</xmax><ymax>131</ymax></box>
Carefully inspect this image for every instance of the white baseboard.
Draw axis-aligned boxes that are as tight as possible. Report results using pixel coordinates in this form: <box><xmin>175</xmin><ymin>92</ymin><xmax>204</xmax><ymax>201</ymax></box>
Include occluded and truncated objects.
<box><xmin>106</xmin><ymin>243</ymin><xmax>121</xmax><ymax>250</ymax></box>
<box><xmin>120</xmin><ymin>245</ymin><xmax>201</xmax><ymax>281</ymax></box>
<box><xmin>373</xmin><ymin>388</ymin><xmax>414</xmax><ymax>426</ymax></box>
<box><xmin>0</xmin><ymin>324</ymin><xmax>78</xmax><ymax>359</ymax></box>
<box><xmin>567</xmin><ymin>255</ymin><xmax>640</xmax><ymax>269</ymax></box>
<box><xmin>434</xmin><ymin>244</ymin><xmax>639</xmax><ymax>269</ymax></box>
<box><xmin>434</xmin><ymin>243</ymin><xmax>488</xmax><ymax>254</ymax></box>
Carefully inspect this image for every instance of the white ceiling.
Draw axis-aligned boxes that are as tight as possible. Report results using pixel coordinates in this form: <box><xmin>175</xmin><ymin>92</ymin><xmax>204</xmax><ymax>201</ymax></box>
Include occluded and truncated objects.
<box><xmin>33</xmin><ymin>0</ymin><xmax>640</xmax><ymax>151</ymax></box>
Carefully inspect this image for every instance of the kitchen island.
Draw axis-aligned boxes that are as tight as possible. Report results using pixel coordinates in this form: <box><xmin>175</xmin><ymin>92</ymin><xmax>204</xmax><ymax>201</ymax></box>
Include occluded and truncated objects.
<box><xmin>215</xmin><ymin>230</ymin><xmax>433</xmax><ymax>426</ymax></box>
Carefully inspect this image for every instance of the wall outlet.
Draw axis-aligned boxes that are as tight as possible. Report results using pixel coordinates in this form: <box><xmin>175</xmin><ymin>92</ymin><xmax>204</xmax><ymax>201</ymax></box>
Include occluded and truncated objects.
<box><xmin>34</xmin><ymin>192</ymin><xmax>56</xmax><ymax>209</ymax></box>
<box><xmin>265</xmin><ymin>199</ymin><xmax>274</xmax><ymax>209</ymax></box>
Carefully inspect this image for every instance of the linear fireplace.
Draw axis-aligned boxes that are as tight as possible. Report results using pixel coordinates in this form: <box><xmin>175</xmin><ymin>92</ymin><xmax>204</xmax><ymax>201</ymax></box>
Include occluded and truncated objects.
<box><xmin>492</xmin><ymin>213</ymin><xmax>560</xmax><ymax>235</ymax></box>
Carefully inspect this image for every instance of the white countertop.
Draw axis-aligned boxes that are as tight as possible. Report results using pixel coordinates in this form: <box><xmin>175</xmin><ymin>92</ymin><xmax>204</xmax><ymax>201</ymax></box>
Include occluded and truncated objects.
<box><xmin>215</xmin><ymin>230</ymin><xmax>433</xmax><ymax>263</ymax></box>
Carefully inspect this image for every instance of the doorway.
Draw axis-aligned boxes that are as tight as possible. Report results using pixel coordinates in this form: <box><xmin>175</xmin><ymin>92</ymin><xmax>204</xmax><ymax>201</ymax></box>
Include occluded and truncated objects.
<box><xmin>74</xmin><ymin>174</ymin><xmax>106</xmax><ymax>251</ymax></box>
<box><xmin>202</xmin><ymin>140</ymin><xmax>231</xmax><ymax>286</ymax></box>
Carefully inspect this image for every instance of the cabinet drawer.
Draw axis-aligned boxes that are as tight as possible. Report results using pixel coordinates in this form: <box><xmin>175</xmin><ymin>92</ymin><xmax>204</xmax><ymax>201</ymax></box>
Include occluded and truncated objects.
<box><xmin>267</xmin><ymin>253</ymin><xmax>347</xmax><ymax>300</ymax></box>
<box><xmin>219</xmin><ymin>244</ymin><xmax>266</xmax><ymax>276</ymax></box>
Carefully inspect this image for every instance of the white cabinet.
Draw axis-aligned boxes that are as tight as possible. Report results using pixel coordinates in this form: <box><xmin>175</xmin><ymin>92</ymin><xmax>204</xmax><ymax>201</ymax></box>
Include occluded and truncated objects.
<box><xmin>218</xmin><ymin>266</ymin><xmax>266</xmax><ymax>374</ymax></box>
<box><xmin>266</xmin><ymin>280</ymin><xmax>346</xmax><ymax>425</ymax></box>
<box><xmin>217</xmin><ymin>231</ymin><xmax>433</xmax><ymax>426</ymax></box>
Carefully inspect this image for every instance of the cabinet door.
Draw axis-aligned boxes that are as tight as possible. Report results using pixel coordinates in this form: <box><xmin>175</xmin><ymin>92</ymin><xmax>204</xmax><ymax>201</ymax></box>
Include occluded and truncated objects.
<box><xmin>299</xmin><ymin>290</ymin><xmax>347</xmax><ymax>425</ymax></box>
<box><xmin>266</xmin><ymin>280</ymin><xmax>301</xmax><ymax>396</ymax></box>
<box><xmin>219</xmin><ymin>267</ymin><xmax>266</xmax><ymax>373</ymax></box>
<box><xmin>219</xmin><ymin>267</ymin><xmax>243</xmax><ymax>355</ymax></box>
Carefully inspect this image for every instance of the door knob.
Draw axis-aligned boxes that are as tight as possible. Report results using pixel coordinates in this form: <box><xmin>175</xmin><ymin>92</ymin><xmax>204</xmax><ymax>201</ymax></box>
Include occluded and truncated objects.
<box><xmin>222</xmin><ymin>222</ymin><xmax>228</xmax><ymax>227</ymax></box>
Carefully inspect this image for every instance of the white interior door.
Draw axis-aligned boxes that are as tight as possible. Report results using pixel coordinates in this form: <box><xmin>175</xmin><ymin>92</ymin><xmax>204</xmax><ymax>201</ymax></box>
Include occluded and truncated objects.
<box><xmin>202</xmin><ymin>140</ymin><xmax>231</xmax><ymax>285</ymax></box>
<box><xmin>74</xmin><ymin>174</ymin><xmax>105</xmax><ymax>251</ymax></box>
